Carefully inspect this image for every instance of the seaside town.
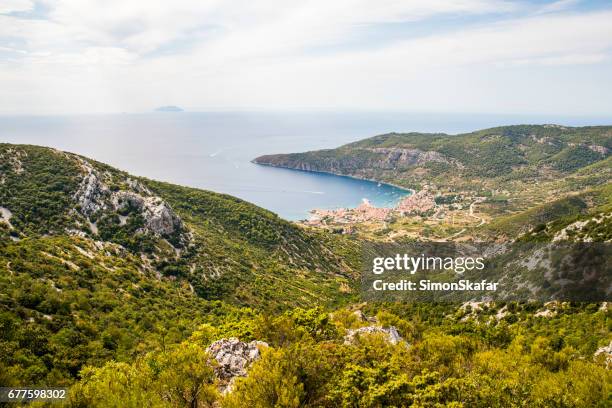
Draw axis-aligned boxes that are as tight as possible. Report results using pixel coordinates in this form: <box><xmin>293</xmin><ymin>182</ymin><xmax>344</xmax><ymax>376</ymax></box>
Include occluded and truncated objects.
<box><xmin>303</xmin><ymin>187</ymin><xmax>493</xmax><ymax>242</ymax></box>
<box><xmin>306</xmin><ymin>189</ymin><xmax>437</xmax><ymax>225</ymax></box>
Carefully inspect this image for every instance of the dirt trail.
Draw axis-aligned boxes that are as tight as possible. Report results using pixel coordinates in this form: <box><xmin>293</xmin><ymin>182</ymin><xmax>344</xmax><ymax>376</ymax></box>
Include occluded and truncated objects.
<box><xmin>469</xmin><ymin>198</ymin><xmax>486</xmax><ymax>227</ymax></box>
<box><xmin>446</xmin><ymin>198</ymin><xmax>486</xmax><ymax>240</ymax></box>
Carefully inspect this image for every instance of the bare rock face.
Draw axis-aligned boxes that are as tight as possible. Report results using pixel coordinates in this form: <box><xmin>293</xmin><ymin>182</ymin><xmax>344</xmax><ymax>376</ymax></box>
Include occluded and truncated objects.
<box><xmin>113</xmin><ymin>192</ymin><xmax>182</xmax><ymax>236</ymax></box>
<box><xmin>369</xmin><ymin>147</ymin><xmax>455</xmax><ymax>168</ymax></box>
<box><xmin>142</xmin><ymin>197</ymin><xmax>183</xmax><ymax>236</ymax></box>
<box><xmin>126</xmin><ymin>178</ymin><xmax>152</xmax><ymax>195</ymax></box>
<box><xmin>344</xmin><ymin>326</ymin><xmax>403</xmax><ymax>345</ymax></box>
<box><xmin>0</xmin><ymin>147</ymin><xmax>26</xmax><ymax>176</ymax></box>
<box><xmin>588</xmin><ymin>144</ymin><xmax>609</xmax><ymax>155</ymax></box>
<box><xmin>206</xmin><ymin>338</ymin><xmax>268</xmax><ymax>393</ymax></box>
<box><xmin>0</xmin><ymin>206</ymin><xmax>13</xmax><ymax>229</ymax></box>
<box><xmin>73</xmin><ymin>162</ymin><xmax>110</xmax><ymax>216</ymax></box>
<box><xmin>72</xmin><ymin>157</ymin><xmax>183</xmax><ymax>240</ymax></box>
<box><xmin>594</xmin><ymin>341</ymin><xmax>612</xmax><ymax>368</ymax></box>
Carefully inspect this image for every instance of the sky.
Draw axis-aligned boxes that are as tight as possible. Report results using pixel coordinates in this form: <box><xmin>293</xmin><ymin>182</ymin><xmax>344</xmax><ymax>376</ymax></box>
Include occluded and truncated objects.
<box><xmin>1</xmin><ymin>0</ymin><xmax>612</xmax><ymax>115</ymax></box>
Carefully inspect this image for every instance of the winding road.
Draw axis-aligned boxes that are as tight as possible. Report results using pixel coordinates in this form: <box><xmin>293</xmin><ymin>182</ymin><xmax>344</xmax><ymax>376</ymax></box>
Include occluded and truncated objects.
<box><xmin>446</xmin><ymin>197</ymin><xmax>486</xmax><ymax>240</ymax></box>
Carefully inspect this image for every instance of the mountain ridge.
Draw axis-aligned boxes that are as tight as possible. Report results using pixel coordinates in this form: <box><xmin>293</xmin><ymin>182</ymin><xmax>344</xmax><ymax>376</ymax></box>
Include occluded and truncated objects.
<box><xmin>0</xmin><ymin>143</ymin><xmax>360</xmax><ymax>309</ymax></box>
<box><xmin>253</xmin><ymin>124</ymin><xmax>611</xmax><ymax>191</ymax></box>
<box><xmin>254</xmin><ymin>124</ymin><xmax>611</xmax><ymax>240</ymax></box>
<box><xmin>1</xmin><ymin>140</ymin><xmax>610</xmax><ymax>405</ymax></box>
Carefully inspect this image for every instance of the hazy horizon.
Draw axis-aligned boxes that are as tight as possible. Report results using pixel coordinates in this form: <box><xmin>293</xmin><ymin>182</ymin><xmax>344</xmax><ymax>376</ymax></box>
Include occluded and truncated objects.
<box><xmin>2</xmin><ymin>110</ymin><xmax>612</xmax><ymax>127</ymax></box>
<box><xmin>1</xmin><ymin>110</ymin><xmax>611</xmax><ymax>219</ymax></box>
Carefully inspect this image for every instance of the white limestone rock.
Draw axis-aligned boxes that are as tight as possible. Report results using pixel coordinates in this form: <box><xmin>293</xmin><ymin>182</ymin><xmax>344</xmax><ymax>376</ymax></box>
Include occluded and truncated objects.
<box><xmin>141</xmin><ymin>196</ymin><xmax>183</xmax><ymax>236</ymax></box>
<box><xmin>113</xmin><ymin>191</ymin><xmax>182</xmax><ymax>236</ymax></box>
<box><xmin>594</xmin><ymin>341</ymin><xmax>612</xmax><ymax>368</ymax></box>
<box><xmin>72</xmin><ymin>157</ymin><xmax>184</xmax><ymax>239</ymax></box>
<box><xmin>344</xmin><ymin>325</ymin><xmax>403</xmax><ymax>345</ymax></box>
<box><xmin>74</xmin><ymin>168</ymin><xmax>109</xmax><ymax>215</ymax></box>
<box><xmin>206</xmin><ymin>338</ymin><xmax>268</xmax><ymax>393</ymax></box>
<box><xmin>0</xmin><ymin>206</ymin><xmax>13</xmax><ymax>229</ymax></box>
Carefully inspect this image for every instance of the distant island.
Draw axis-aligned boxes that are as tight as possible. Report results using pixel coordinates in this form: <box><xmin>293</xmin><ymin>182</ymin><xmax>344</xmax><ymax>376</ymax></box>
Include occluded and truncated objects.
<box><xmin>155</xmin><ymin>105</ymin><xmax>184</xmax><ymax>112</ymax></box>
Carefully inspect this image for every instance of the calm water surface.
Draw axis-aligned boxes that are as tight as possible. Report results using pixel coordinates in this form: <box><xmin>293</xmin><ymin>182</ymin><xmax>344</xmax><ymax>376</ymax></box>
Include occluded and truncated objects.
<box><xmin>1</xmin><ymin>112</ymin><xmax>609</xmax><ymax>220</ymax></box>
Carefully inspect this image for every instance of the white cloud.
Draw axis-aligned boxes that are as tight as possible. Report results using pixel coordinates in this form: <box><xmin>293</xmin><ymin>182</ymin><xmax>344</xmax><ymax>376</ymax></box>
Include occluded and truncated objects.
<box><xmin>0</xmin><ymin>0</ymin><xmax>33</xmax><ymax>14</ymax></box>
<box><xmin>0</xmin><ymin>1</ymin><xmax>611</xmax><ymax>114</ymax></box>
<box><xmin>505</xmin><ymin>53</ymin><xmax>608</xmax><ymax>66</ymax></box>
<box><xmin>535</xmin><ymin>0</ymin><xmax>581</xmax><ymax>14</ymax></box>
<box><xmin>364</xmin><ymin>10</ymin><xmax>612</xmax><ymax>69</ymax></box>
<box><xmin>3</xmin><ymin>0</ymin><xmax>517</xmax><ymax>56</ymax></box>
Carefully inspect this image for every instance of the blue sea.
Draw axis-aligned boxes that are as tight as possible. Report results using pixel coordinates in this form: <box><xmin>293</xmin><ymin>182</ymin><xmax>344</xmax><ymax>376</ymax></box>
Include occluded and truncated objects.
<box><xmin>1</xmin><ymin>111</ymin><xmax>609</xmax><ymax>220</ymax></box>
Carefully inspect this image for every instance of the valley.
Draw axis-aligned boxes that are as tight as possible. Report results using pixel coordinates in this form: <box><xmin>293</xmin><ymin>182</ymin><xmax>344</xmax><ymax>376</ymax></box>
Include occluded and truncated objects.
<box><xmin>255</xmin><ymin>125</ymin><xmax>612</xmax><ymax>242</ymax></box>
<box><xmin>0</xmin><ymin>129</ymin><xmax>610</xmax><ymax>406</ymax></box>
<box><xmin>3</xmin><ymin>0</ymin><xmax>612</xmax><ymax>405</ymax></box>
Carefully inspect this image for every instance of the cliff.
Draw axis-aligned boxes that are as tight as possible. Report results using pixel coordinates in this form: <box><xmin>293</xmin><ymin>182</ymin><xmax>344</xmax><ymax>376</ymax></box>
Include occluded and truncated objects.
<box><xmin>254</xmin><ymin>125</ymin><xmax>612</xmax><ymax>190</ymax></box>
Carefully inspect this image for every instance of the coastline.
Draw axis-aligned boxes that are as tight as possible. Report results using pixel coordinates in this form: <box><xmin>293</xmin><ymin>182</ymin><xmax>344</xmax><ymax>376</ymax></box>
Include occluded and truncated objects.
<box><xmin>251</xmin><ymin>159</ymin><xmax>416</xmax><ymax>197</ymax></box>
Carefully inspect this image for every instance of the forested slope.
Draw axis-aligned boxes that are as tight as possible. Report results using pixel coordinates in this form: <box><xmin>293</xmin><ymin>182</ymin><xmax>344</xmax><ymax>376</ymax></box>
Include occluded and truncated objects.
<box><xmin>0</xmin><ymin>144</ymin><xmax>360</xmax><ymax>308</ymax></box>
<box><xmin>254</xmin><ymin>125</ymin><xmax>611</xmax><ymax>191</ymax></box>
<box><xmin>0</xmin><ymin>143</ymin><xmax>359</xmax><ymax>385</ymax></box>
<box><xmin>0</xmin><ymin>142</ymin><xmax>610</xmax><ymax>407</ymax></box>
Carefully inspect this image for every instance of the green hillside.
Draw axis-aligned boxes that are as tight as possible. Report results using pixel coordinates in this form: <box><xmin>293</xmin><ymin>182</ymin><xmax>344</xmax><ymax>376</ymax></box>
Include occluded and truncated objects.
<box><xmin>254</xmin><ymin>125</ymin><xmax>612</xmax><ymax>240</ymax></box>
<box><xmin>254</xmin><ymin>125</ymin><xmax>611</xmax><ymax>191</ymax></box>
<box><xmin>0</xmin><ymin>235</ymin><xmax>252</xmax><ymax>386</ymax></box>
<box><xmin>1</xmin><ymin>142</ymin><xmax>610</xmax><ymax>407</ymax></box>
<box><xmin>483</xmin><ymin>183</ymin><xmax>612</xmax><ymax>239</ymax></box>
<box><xmin>0</xmin><ymin>143</ymin><xmax>359</xmax><ymax>385</ymax></box>
<box><xmin>0</xmin><ymin>144</ymin><xmax>360</xmax><ymax>309</ymax></box>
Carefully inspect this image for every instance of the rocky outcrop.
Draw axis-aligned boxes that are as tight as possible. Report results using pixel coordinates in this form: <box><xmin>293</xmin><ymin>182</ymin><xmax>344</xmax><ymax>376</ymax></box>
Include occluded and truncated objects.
<box><xmin>587</xmin><ymin>144</ymin><xmax>609</xmax><ymax>155</ymax></box>
<box><xmin>206</xmin><ymin>338</ymin><xmax>268</xmax><ymax>393</ymax></box>
<box><xmin>0</xmin><ymin>147</ymin><xmax>26</xmax><ymax>175</ymax></box>
<box><xmin>552</xmin><ymin>213</ymin><xmax>611</xmax><ymax>242</ymax></box>
<box><xmin>72</xmin><ymin>157</ymin><xmax>183</xmax><ymax>239</ymax></box>
<box><xmin>344</xmin><ymin>326</ymin><xmax>403</xmax><ymax>345</ymax></box>
<box><xmin>368</xmin><ymin>147</ymin><xmax>457</xmax><ymax>168</ymax></box>
<box><xmin>113</xmin><ymin>192</ymin><xmax>182</xmax><ymax>236</ymax></box>
<box><xmin>594</xmin><ymin>341</ymin><xmax>612</xmax><ymax>368</ymax></box>
<box><xmin>142</xmin><ymin>197</ymin><xmax>182</xmax><ymax>236</ymax></box>
<box><xmin>0</xmin><ymin>206</ymin><xmax>13</xmax><ymax>229</ymax></box>
<box><xmin>352</xmin><ymin>310</ymin><xmax>378</xmax><ymax>323</ymax></box>
<box><xmin>74</xmin><ymin>166</ymin><xmax>109</xmax><ymax>215</ymax></box>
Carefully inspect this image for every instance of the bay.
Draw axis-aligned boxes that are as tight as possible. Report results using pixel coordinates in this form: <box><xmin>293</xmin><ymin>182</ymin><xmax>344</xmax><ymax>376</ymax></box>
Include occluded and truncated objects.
<box><xmin>0</xmin><ymin>111</ymin><xmax>609</xmax><ymax>220</ymax></box>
